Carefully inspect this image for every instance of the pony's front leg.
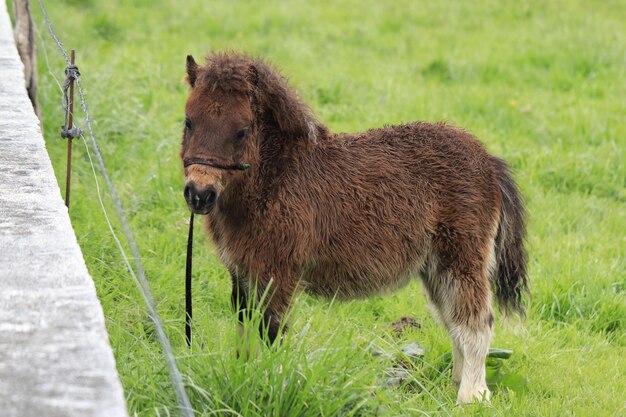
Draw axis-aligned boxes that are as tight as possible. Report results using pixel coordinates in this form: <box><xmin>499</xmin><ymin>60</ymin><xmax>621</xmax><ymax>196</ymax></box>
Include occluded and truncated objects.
<box><xmin>260</xmin><ymin>272</ymin><xmax>298</xmax><ymax>345</ymax></box>
<box><xmin>230</xmin><ymin>268</ymin><xmax>295</xmax><ymax>346</ymax></box>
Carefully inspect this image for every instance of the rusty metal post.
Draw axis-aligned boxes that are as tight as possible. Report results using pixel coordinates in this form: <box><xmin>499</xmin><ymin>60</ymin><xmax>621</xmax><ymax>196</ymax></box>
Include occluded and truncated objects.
<box><xmin>65</xmin><ymin>49</ymin><xmax>76</xmax><ymax>209</ymax></box>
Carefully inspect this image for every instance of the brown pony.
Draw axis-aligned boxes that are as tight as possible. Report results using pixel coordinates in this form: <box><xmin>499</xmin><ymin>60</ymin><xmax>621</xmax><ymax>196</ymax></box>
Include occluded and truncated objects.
<box><xmin>180</xmin><ymin>52</ymin><xmax>528</xmax><ymax>404</ymax></box>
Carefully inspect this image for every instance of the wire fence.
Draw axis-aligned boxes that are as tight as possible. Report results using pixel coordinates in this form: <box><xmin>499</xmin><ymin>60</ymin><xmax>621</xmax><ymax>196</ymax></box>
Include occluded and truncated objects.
<box><xmin>34</xmin><ymin>1</ymin><xmax>193</xmax><ymax>415</ymax></box>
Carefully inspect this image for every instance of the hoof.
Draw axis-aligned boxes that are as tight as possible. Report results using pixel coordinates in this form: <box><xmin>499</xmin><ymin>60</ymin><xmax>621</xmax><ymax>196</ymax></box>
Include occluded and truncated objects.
<box><xmin>456</xmin><ymin>386</ymin><xmax>491</xmax><ymax>404</ymax></box>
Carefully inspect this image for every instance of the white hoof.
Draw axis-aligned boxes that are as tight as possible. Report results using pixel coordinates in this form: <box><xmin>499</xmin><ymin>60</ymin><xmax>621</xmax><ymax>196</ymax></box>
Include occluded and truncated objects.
<box><xmin>456</xmin><ymin>386</ymin><xmax>491</xmax><ymax>404</ymax></box>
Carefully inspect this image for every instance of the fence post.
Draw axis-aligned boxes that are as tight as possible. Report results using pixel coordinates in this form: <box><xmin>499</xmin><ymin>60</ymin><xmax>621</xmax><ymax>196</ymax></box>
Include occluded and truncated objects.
<box><xmin>12</xmin><ymin>0</ymin><xmax>38</xmax><ymax>117</ymax></box>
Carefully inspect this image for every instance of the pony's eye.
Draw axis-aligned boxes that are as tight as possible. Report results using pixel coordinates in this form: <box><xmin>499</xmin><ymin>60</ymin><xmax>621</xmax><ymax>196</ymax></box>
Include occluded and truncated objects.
<box><xmin>184</xmin><ymin>117</ymin><xmax>192</xmax><ymax>130</ymax></box>
<box><xmin>235</xmin><ymin>127</ymin><xmax>249</xmax><ymax>142</ymax></box>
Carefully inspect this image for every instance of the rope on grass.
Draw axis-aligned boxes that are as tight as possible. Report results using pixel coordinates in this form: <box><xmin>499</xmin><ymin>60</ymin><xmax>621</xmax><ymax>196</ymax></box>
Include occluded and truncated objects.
<box><xmin>36</xmin><ymin>1</ymin><xmax>193</xmax><ymax>415</ymax></box>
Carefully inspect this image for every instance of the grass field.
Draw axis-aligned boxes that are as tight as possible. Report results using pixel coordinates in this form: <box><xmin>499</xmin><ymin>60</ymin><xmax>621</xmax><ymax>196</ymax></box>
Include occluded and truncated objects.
<box><xmin>29</xmin><ymin>0</ymin><xmax>625</xmax><ymax>415</ymax></box>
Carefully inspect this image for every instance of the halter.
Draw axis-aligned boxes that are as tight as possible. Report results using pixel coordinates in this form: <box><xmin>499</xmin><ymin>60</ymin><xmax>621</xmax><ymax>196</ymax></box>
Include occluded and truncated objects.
<box><xmin>184</xmin><ymin>158</ymin><xmax>250</xmax><ymax>347</ymax></box>
<box><xmin>183</xmin><ymin>158</ymin><xmax>250</xmax><ymax>171</ymax></box>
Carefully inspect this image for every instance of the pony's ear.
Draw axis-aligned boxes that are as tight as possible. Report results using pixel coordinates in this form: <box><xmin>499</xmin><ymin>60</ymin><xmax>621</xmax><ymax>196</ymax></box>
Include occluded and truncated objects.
<box><xmin>186</xmin><ymin>55</ymin><xmax>199</xmax><ymax>87</ymax></box>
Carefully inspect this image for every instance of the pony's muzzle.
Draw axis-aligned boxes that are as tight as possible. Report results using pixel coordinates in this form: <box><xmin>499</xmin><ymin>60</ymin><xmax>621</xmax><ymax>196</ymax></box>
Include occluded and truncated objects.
<box><xmin>184</xmin><ymin>182</ymin><xmax>217</xmax><ymax>214</ymax></box>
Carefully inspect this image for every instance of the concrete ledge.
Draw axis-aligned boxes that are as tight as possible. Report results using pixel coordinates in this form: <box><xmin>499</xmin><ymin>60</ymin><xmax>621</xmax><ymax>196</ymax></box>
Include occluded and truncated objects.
<box><xmin>0</xmin><ymin>2</ymin><xmax>128</xmax><ymax>416</ymax></box>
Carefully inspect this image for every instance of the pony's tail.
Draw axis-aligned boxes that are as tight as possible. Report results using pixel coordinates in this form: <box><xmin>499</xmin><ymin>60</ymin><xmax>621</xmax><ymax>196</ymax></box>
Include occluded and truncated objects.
<box><xmin>491</xmin><ymin>157</ymin><xmax>528</xmax><ymax>316</ymax></box>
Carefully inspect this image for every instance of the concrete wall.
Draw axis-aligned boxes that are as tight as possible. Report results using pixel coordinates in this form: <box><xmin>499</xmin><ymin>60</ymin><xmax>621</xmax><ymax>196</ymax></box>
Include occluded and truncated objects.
<box><xmin>0</xmin><ymin>2</ymin><xmax>128</xmax><ymax>416</ymax></box>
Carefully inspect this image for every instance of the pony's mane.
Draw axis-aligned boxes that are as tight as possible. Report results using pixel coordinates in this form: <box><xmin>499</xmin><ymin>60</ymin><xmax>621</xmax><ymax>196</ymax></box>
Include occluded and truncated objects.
<box><xmin>197</xmin><ymin>52</ymin><xmax>255</xmax><ymax>95</ymax></box>
<box><xmin>197</xmin><ymin>52</ymin><xmax>322</xmax><ymax>142</ymax></box>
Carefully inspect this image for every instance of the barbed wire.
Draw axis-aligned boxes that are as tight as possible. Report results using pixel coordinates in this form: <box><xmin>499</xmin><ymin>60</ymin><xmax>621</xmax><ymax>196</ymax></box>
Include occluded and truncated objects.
<box><xmin>35</xmin><ymin>1</ymin><xmax>194</xmax><ymax>415</ymax></box>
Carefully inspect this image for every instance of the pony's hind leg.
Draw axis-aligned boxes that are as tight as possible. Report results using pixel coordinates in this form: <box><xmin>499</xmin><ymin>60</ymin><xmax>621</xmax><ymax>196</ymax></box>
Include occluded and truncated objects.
<box><xmin>449</xmin><ymin>301</ymin><xmax>493</xmax><ymax>404</ymax></box>
<box><xmin>448</xmin><ymin>256</ymin><xmax>494</xmax><ymax>403</ymax></box>
<box><xmin>426</xmin><ymin>294</ymin><xmax>463</xmax><ymax>384</ymax></box>
<box><xmin>426</xmin><ymin>236</ymin><xmax>495</xmax><ymax>403</ymax></box>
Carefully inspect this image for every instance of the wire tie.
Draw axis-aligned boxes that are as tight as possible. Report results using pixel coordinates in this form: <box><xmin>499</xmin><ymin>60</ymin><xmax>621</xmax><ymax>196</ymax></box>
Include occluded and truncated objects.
<box><xmin>60</xmin><ymin>125</ymin><xmax>83</xmax><ymax>139</ymax></box>
<box><xmin>64</xmin><ymin>64</ymin><xmax>80</xmax><ymax>80</ymax></box>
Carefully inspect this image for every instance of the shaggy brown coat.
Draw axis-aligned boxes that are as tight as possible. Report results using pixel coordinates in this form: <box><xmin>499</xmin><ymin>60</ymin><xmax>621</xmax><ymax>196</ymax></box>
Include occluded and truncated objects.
<box><xmin>181</xmin><ymin>52</ymin><xmax>527</xmax><ymax>403</ymax></box>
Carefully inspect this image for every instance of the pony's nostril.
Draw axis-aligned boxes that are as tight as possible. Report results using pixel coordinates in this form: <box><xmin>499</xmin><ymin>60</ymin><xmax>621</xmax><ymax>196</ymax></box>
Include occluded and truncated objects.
<box><xmin>183</xmin><ymin>184</ymin><xmax>192</xmax><ymax>202</ymax></box>
<box><xmin>205</xmin><ymin>186</ymin><xmax>217</xmax><ymax>206</ymax></box>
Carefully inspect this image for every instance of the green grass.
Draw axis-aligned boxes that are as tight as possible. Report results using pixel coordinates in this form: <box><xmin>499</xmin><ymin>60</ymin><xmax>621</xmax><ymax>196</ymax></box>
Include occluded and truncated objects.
<box><xmin>29</xmin><ymin>0</ymin><xmax>625</xmax><ymax>415</ymax></box>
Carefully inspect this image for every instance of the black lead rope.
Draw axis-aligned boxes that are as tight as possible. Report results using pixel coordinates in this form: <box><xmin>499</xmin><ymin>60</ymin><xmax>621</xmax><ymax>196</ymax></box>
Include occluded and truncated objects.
<box><xmin>184</xmin><ymin>158</ymin><xmax>249</xmax><ymax>348</ymax></box>
<box><xmin>185</xmin><ymin>212</ymin><xmax>194</xmax><ymax>347</ymax></box>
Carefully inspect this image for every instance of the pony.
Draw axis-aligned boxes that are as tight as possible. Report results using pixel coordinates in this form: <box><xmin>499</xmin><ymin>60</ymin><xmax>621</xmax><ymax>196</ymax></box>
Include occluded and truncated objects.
<box><xmin>180</xmin><ymin>52</ymin><xmax>528</xmax><ymax>403</ymax></box>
